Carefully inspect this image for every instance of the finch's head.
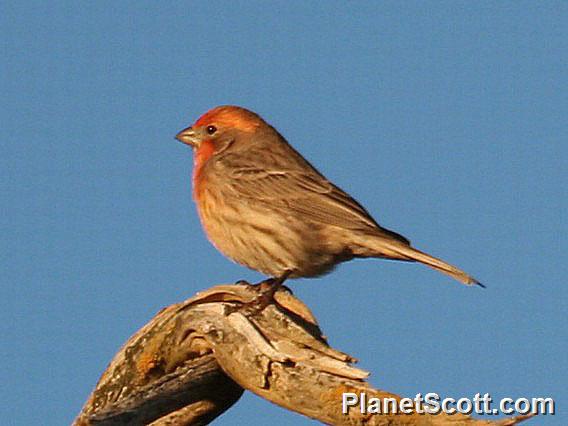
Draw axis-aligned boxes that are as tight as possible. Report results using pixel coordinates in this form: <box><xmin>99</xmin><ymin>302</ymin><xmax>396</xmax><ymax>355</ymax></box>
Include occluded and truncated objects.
<box><xmin>175</xmin><ymin>106</ymin><xmax>264</xmax><ymax>151</ymax></box>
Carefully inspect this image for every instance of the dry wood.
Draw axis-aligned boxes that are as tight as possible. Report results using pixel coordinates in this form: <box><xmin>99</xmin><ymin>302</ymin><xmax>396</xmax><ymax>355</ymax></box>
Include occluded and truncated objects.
<box><xmin>74</xmin><ymin>283</ymin><xmax>534</xmax><ymax>425</ymax></box>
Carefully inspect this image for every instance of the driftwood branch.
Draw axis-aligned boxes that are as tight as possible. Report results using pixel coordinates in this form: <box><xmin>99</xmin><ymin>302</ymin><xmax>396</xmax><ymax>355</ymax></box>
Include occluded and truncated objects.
<box><xmin>74</xmin><ymin>283</ymin><xmax>533</xmax><ymax>425</ymax></box>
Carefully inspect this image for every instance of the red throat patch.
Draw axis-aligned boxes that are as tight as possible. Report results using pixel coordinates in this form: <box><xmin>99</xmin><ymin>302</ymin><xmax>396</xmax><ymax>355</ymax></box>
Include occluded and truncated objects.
<box><xmin>192</xmin><ymin>139</ymin><xmax>215</xmax><ymax>199</ymax></box>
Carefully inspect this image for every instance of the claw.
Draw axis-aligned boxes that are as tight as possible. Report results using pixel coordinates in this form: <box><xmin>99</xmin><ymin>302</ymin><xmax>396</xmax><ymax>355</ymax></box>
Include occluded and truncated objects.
<box><xmin>227</xmin><ymin>271</ymin><xmax>293</xmax><ymax>316</ymax></box>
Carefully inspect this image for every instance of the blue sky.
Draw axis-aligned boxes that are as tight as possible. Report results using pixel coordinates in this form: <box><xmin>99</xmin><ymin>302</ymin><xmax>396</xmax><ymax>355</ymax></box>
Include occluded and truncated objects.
<box><xmin>1</xmin><ymin>2</ymin><xmax>566</xmax><ymax>425</ymax></box>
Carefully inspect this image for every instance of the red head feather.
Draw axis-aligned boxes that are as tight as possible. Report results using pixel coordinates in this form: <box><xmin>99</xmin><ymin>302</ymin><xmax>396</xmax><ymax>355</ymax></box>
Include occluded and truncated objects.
<box><xmin>193</xmin><ymin>105</ymin><xmax>263</xmax><ymax>133</ymax></box>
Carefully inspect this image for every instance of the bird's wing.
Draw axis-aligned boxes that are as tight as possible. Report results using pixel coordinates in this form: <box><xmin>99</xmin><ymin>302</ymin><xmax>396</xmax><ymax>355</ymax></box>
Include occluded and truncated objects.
<box><xmin>219</xmin><ymin>157</ymin><xmax>410</xmax><ymax>244</ymax></box>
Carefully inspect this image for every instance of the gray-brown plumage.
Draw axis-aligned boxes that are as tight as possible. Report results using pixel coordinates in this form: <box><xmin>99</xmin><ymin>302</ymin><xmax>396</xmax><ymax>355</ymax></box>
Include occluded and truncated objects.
<box><xmin>176</xmin><ymin>105</ymin><xmax>482</xmax><ymax>287</ymax></box>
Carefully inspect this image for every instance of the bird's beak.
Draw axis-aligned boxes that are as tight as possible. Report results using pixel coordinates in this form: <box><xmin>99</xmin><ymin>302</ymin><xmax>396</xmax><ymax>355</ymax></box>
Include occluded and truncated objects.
<box><xmin>175</xmin><ymin>126</ymin><xmax>200</xmax><ymax>148</ymax></box>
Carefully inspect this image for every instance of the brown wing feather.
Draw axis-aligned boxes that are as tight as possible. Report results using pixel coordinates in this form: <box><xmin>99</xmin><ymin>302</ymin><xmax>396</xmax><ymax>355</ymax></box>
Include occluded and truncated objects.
<box><xmin>218</xmin><ymin>148</ymin><xmax>410</xmax><ymax>245</ymax></box>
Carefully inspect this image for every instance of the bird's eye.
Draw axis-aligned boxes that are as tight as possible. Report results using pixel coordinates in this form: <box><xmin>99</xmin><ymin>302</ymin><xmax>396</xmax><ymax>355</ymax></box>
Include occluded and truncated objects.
<box><xmin>206</xmin><ymin>125</ymin><xmax>217</xmax><ymax>135</ymax></box>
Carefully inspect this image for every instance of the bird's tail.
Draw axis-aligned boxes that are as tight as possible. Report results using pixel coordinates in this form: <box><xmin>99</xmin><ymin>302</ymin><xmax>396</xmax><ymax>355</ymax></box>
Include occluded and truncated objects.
<box><xmin>358</xmin><ymin>235</ymin><xmax>483</xmax><ymax>287</ymax></box>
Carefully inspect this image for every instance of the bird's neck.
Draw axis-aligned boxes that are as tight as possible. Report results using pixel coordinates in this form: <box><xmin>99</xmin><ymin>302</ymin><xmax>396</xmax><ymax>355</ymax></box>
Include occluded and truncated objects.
<box><xmin>192</xmin><ymin>140</ymin><xmax>216</xmax><ymax>200</ymax></box>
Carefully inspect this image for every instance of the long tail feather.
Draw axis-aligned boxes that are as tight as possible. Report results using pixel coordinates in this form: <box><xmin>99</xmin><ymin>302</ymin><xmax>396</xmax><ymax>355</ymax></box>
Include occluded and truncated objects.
<box><xmin>363</xmin><ymin>236</ymin><xmax>483</xmax><ymax>287</ymax></box>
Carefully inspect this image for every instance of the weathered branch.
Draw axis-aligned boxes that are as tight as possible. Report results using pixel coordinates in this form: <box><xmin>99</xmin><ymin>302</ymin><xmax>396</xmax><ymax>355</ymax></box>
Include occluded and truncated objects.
<box><xmin>74</xmin><ymin>284</ymin><xmax>533</xmax><ymax>425</ymax></box>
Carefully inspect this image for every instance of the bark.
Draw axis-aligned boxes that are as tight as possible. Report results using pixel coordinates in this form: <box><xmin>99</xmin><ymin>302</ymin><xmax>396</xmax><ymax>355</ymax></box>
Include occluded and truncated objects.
<box><xmin>74</xmin><ymin>283</ymin><xmax>533</xmax><ymax>425</ymax></box>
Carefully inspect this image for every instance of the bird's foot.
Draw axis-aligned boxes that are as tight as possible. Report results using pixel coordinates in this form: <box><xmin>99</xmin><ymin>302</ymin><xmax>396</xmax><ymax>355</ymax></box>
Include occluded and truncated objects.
<box><xmin>226</xmin><ymin>272</ymin><xmax>292</xmax><ymax>316</ymax></box>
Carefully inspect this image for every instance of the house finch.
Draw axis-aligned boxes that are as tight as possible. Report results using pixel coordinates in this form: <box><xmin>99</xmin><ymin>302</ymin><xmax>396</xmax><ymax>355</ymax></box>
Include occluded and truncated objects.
<box><xmin>176</xmin><ymin>106</ymin><xmax>482</xmax><ymax>287</ymax></box>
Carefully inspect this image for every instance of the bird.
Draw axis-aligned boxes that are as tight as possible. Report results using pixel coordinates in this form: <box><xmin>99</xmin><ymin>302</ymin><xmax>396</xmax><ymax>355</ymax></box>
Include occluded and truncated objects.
<box><xmin>176</xmin><ymin>105</ymin><xmax>483</xmax><ymax>288</ymax></box>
